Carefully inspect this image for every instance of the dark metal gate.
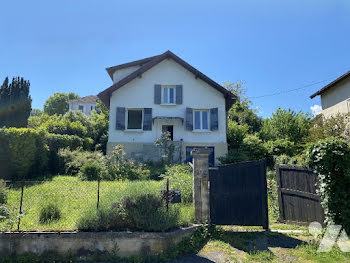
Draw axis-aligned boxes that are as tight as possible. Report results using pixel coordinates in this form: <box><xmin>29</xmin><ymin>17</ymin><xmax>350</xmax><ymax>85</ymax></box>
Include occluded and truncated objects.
<box><xmin>276</xmin><ymin>165</ymin><xmax>324</xmax><ymax>224</ymax></box>
<box><xmin>209</xmin><ymin>159</ymin><xmax>269</xmax><ymax>229</ymax></box>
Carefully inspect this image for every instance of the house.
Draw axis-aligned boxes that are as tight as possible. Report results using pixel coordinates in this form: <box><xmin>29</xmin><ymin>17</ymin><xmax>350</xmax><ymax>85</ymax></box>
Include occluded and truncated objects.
<box><xmin>98</xmin><ymin>51</ymin><xmax>236</xmax><ymax>165</ymax></box>
<box><xmin>68</xmin><ymin>95</ymin><xmax>99</xmax><ymax>116</ymax></box>
<box><xmin>310</xmin><ymin>71</ymin><xmax>350</xmax><ymax>118</ymax></box>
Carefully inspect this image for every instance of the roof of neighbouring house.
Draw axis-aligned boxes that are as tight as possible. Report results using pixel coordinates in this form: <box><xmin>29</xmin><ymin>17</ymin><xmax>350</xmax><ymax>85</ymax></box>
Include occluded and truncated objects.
<box><xmin>98</xmin><ymin>50</ymin><xmax>237</xmax><ymax>110</ymax></box>
<box><xmin>310</xmin><ymin>70</ymin><xmax>350</xmax><ymax>99</ymax></box>
<box><xmin>69</xmin><ymin>95</ymin><xmax>99</xmax><ymax>104</ymax></box>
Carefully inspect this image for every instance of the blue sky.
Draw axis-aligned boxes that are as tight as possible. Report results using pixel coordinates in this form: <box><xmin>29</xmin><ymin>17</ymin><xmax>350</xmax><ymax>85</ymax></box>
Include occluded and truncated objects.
<box><xmin>1</xmin><ymin>0</ymin><xmax>349</xmax><ymax>117</ymax></box>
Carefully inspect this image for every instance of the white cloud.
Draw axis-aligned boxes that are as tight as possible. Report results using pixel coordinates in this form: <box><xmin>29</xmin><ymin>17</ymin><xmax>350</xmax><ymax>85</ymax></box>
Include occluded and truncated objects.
<box><xmin>310</xmin><ymin>105</ymin><xmax>322</xmax><ymax>117</ymax></box>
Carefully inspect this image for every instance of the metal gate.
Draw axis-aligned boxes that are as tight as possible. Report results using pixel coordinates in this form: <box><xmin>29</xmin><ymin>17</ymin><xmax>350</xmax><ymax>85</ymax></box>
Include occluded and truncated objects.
<box><xmin>209</xmin><ymin>159</ymin><xmax>268</xmax><ymax>229</ymax></box>
<box><xmin>276</xmin><ymin>165</ymin><xmax>324</xmax><ymax>224</ymax></box>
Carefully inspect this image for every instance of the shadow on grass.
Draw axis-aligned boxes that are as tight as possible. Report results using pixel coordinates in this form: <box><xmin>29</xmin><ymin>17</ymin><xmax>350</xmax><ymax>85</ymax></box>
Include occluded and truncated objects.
<box><xmin>215</xmin><ymin>229</ymin><xmax>306</xmax><ymax>253</ymax></box>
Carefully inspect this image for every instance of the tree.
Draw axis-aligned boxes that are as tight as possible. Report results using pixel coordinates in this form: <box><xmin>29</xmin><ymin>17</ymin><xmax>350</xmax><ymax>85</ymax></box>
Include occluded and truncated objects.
<box><xmin>43</xmin><ymin>92</ymin><xmax>79</xmax><ymax>115</ymax></box>
<box><xmin>224</xmin><ymin>81</ymin><xmax>262</xmax><ymax>133</ymax></box>
<box><xmin>30</xmin><ymin>109</ymin><xmax>43</xmax><ymax>117</ymax></box>
<box><xmin>0</xmin><ymin>77</ymin><xmax>32</xmax><ymax>128</ymax></box>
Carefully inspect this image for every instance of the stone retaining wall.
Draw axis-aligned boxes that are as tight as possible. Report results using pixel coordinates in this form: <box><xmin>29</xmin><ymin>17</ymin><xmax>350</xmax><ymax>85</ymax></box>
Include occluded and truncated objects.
<box><xmin>0</xmin><ymin>226</ymin><xmax>199</xmax><ymax>258</ymax></box>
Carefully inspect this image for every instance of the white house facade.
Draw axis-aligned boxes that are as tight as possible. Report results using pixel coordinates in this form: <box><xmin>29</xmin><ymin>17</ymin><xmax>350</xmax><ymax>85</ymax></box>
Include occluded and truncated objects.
<box><xmin>98</xmin><ymin>51</ymin><xmax>236</xmax><ymax>165</ymax></box>
<box><xmin>68</xmin><ymin>95</ymin><xmax>99</xmax><ymax>116</ymax></box>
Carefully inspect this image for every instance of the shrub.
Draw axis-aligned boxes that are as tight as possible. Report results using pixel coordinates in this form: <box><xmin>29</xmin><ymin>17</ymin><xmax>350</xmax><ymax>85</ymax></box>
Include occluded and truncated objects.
<box><xmin>40</xmin><ymin>118</ymin><xmax>87</xmax><ymax>138</ymax></box>
<box><xmin>78</xmin><ymin>192</ymin><xmax>179</xmax><ymax>232</ymax></box>
<box><xmin>58</xmin><ymin>148</ymin><xmax>106</xmax><ymax>176</ymax></box>
<box><xmin>307</xmin><ymin>137</ymin><xmax>350</xmax><ymax>232</ymax></box>
<box><xmin>161</xmin><ymin>165</ymin><xmax>193</xmax><ymax>204</ymax></box>
<box><xmin>78</xmin><ymin>162</ymin><xmax>103</xmax><ymax>181</ymax></box>
<box><xmin>106</xmin><ymin>145</ymin><xmax>151</xmax><ymax>180</ymax></box>
<box><xmin>0</xmin><ymin>128</ymin><xmax>48</xmax><ymax>180</ymax></box>
<box><xmin>0</xmin><ymin>180</ymin><xmax>7</xmax><ymax>205</ymax></box>
<box><xmin>39</xmin><ymin>202</ymin><xmax>61</xmax><ymax>224</ymax></box>
<box><xmin>227</xmin><ymin>120</ymin><xmax>249</xmax><ymax>148</ymax></box>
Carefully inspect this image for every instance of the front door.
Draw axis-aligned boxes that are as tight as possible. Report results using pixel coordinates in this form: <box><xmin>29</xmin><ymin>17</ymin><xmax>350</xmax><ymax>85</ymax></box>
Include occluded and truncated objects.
<box><xmin>162</xmin><ymin>125</ymin><xmax>174</xmax><ymax>141</ymax></box>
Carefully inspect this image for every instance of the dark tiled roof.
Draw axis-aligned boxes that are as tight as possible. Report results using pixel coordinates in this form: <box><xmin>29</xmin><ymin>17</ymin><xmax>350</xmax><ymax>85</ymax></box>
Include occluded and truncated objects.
<box><xmin>98</xmin><ymin>50</ymin><xmax>237</xmax><ymax>110</ymax></box>
<box><xmin>69</xmin><ymin>95</ymin><xmax>98</xmax><ymax>104</ymax></box>
<box><xmin>310</xmin><ymin>70</ymin><xmax>350</xmax><ymax>99</ymax></box>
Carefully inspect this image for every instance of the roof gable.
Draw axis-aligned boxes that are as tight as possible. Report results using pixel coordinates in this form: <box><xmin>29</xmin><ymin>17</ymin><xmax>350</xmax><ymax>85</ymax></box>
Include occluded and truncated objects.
<box><xmin>98</xmin><ymin>50</ymin><xmax>236</xmax><ymax>110</ymax></box>
<box><xmin>310</xmin><ymin>70</ymin><xmax>350</xmax><ymax>99</ymax></box>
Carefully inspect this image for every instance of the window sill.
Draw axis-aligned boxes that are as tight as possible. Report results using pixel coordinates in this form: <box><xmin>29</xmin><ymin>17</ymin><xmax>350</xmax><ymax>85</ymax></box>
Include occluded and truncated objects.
<box><xmin>192</xmin><ymin>130</ymin><xmax>212</xmax><ymax>133</ymax></box>
<box><xmin>125</xmin><ymin>129</ymin><xmax>144</xmax><ymax>133</ymax></box>
<box><xmin>160</xmin><ymin>104</ymin><xmax>177</xmax><ymax>106</ymax></box>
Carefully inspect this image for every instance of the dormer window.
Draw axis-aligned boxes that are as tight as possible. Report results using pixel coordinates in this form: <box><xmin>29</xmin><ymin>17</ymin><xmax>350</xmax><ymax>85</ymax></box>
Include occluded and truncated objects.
<box><xmin>162</xmin><ymin>85</ymin><xmax>175</xmax><ymax>105</ymax></box>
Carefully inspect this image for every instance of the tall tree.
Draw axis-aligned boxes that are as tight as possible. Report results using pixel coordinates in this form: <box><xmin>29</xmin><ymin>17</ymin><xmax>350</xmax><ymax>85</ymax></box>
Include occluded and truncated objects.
<box><xmin>43</xmin><ymin>92</ymin><xmax>79</xmax><ymax>115</ymax></box>
<box><xmin>0</xmin><ymin>77</ymin><xmax>32</xmax><ymax>128</ymax></box>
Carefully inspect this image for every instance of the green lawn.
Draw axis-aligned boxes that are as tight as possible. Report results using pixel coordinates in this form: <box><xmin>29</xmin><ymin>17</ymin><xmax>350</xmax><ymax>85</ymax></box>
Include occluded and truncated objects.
<box><xmin>1</xmin><ymin>176</ymin><xmax>194</xmax><ymax>231</ymax></box>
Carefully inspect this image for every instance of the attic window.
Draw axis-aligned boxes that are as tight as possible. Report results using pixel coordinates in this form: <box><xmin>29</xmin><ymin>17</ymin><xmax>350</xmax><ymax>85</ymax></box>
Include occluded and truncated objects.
<box><xmin>162</xmin><ymin>85</ymin><xmax>175</xmax><ymax>104</ymax></box>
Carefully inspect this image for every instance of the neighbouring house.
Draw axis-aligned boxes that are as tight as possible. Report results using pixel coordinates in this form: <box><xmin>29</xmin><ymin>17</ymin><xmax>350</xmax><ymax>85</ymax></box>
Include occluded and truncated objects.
<box><xmin>310</xmin><ymin>70</ymin><xmax>350</xmax><ymax>118</ymax></box>
<box><xmin>98</xmin><ymin>50</ymin><xmax>236</xmax><ymax>165</ymax></box>
<box><xmin>68</xmin><ymin>95</ymin><xmax>99</xmax><ymax>116</ymax></box>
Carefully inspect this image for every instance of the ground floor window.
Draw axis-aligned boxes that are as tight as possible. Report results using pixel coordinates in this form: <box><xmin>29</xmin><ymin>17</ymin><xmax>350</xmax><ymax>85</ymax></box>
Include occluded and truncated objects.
<box><xmin>186</xmin><ymin>146</ymin><xmax>215</xmax><ymax>166</ymax></box>
<box><xmin>127</xmin><ymin>109</ymin><xmax>143</xmax><ymax>130</ymax></box>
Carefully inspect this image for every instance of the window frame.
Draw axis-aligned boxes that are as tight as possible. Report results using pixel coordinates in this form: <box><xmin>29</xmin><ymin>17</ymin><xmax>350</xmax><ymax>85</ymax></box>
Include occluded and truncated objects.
<box><xmin>193</xmin><ymin>109</ymin><xmax>210</xmax><ymax>131</ymax></box>
<box><xmin>78</xmin><ymin>105</ymin><xmax>84</xmax><ymax>111</ymax></box>
<box><xmin>126</xmin><ymin>108</ymin><xmax>144</xmax><ymax>131</ymax></box>
<box><xmin>161</xmin><ymin>85</ymin><xmax>176</xmax><ymax>105</ymax></box>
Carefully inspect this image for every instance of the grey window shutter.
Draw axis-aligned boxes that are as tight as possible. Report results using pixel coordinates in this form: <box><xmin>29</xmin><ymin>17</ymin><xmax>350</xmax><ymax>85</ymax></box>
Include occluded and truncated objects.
<box><xmin>210</xmin><ymin>108</ymin><xmax>219</xmax><ymax>131</ymax></box>
<box><xmin>116</xmin><ymin>107</ymin><xmax>125</xmax><ymax>130</ymax></box>
<box><xmin>154</xmin><ymin>84</ymin><xmax>161</xmax><ymax>104</ymax></box>
<box><xmin>176</xmin><ymin>85</ymin><xmax>183</xmax><ymax>104</ymax></box>
<box><xmin>185</xmin><ymin>107</ymin><xmax>193</xmax><ymax>131</ymax></box>
<box><xmin>143</xmin><ymin>108</ymin><xmax>152</xmax><ymax>131</ymax></box>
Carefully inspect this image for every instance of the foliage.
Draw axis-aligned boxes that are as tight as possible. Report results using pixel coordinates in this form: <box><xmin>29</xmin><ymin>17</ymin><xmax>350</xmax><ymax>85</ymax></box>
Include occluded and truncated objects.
<box><xmin>0</xmin><ymin>180</ymin><xmax>9</xmax><ymax>221</ymax></box>
<box><xmin>0</xmin><ymin>76</ymin><xmax>32</xmax><ymax>128</ymax></box>
<box><xmin>106</xmin><ymin>145</ymin><xmax>150</xmax><ymax>180</ymax></box>
<box><xmin>43</xmin><ymin>92</ymin><xmax>79</xmax><ymax>115</ymax></box>
<box><xmin>58</xmin><ymin>148</ymin><xmax>106</xmax><ymax>176</ymax></box>
<box><xmin>30</xmin><ymin>109</ymin><xmax>43</xmax><ymax>117</ymax></box>
<box><xmin>89</xmin><ymin>100</ymin><xmax>109</xmax><ymax>153</ymax></box>
<box><xmin>39</xmin><ymin>202</ymin><xmax>61</xmax><ymax>224</ymax></box>
<box><xmin>266</xmin><ymin>170</ymin><xmax>279</xmax><ymax>223</ymax></box>
<box><xmin>226</xmin><ymin>120</ymin><xmax>248</xmax><ymax>148</ymax></box>
<box><xmin>308</xmin><ymin>113</ymin><xmax>350</xmax><ymax>143</ymax></box>
<box><xmin>0</xmin><ymin>128</ymin><xmax>48</xmax><ymax>180</ymax></box>
<box><xmin>78</xmin><ymin>161</ymin><xmax>104</xmax><ymax>181</ymax></box>
<box><xmin>224</xmin><ymin>81</ymin><xmax>262</xmax><ymax>133</ymax></box>
<box><xmin>155</xmin><ymin>131</ymin><xmax>175</xmax><ymax>164</ymax></box>
<box><xmin>78</xmin><ymin>183</ymin><xmax>179</xmax><ymax>232</ymax></box>
<box><xmin>39</xmin><ymin>118</ymin><xmax>87</xmax><ymax>137</ymax></box>
<box><xmin>260</xmin><ymin>108</ymin><xmax>311</xmax><ymax>144</ymax></box>
<box><xmin>307</xmin><ymin>137</ymin><xmax>350</xmax><ymax>232</ymax></box>
<box><xmin>264</xmin><ymin>138</ymin><xmax>297</xmax><ymax>157</ymax></box>
<box><xmin>161</xmin><ymin>165</ymin><xmax>193</xmax><ymax>203</ymax></box>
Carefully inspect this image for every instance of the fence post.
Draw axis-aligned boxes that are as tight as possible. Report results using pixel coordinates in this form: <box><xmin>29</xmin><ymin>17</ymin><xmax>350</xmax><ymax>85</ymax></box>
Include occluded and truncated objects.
<box><xmin>191</xmin><ymin>148</ymin><xmax>211</xmax><ymax>223</ymax></box>
<box><xmin>97</xmin><ymin>179</ymin><xmax>100</xmax><ymax>209</ymax></box>
<box><xmin>17</xmin><ymin>182</ymin><xmax>24</xmax><ymax>232</ymax></box>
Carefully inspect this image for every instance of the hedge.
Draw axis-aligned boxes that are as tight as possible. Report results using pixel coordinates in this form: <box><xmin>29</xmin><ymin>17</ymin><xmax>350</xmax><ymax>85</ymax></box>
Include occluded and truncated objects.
<box><xmin>307</xmin><ymin>137</ymin><xmax>350</xmax><ymax>232</ymax></box>
<box><xmin>0</xmin><ymin>128</ymin><xmax>48</xmax><ymax>180</ymax></box>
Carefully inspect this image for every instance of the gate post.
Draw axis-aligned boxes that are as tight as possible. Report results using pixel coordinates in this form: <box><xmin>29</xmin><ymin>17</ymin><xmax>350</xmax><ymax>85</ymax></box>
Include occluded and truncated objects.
<box><xmin>191</xmin><ymin>148</ymin><xmax>211</xmax><ymax>223</ymax></box>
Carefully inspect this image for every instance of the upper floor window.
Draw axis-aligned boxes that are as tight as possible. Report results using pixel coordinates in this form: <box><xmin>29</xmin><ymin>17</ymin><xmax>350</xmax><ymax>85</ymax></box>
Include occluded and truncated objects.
<box><xmin>162</xmin><ymin>85</ymin><xmax>175</xmax><ymax>104</ymax></box>
<box><xmin>194</xmin><ymin>110</ymin><xmax>209</xmax><ymax>131</ymax></box>
<box><xmin>78</xmin><ymin>105</ymin><xmax>84</xmax><ymax>111</ymax></box>
<box><xmin>127</xmin><ymin>109</ymin><xmax>143</xmax><ymax>130</ymax></box>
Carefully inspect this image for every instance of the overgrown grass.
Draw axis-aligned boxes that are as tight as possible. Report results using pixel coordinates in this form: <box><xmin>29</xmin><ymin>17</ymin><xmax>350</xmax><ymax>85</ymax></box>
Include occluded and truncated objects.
<box><xmin>0</xmin><ymin>176</ymin><xmax>193</xmax><ymax>231</ymax></box>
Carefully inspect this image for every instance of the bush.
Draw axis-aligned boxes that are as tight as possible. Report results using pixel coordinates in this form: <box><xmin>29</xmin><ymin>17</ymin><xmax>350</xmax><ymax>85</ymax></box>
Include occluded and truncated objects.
<box><xmin>106</xmin><ymin>145</ymin><xmax>151</xmax><ymax>180</ymax></box>
<box><xmin>78</xmin><ymin>193</ymin><xmax>178</xmax><ymax>232</ymax></box>
<box><xmin>307</xmin><ymin>137</ymin><xmax>350</xmax><ymax>232</ymax></box>
<box><xmin>0</xmin><ymin>128</ymin><xmax>49</xmax><ymax>180</ymax></box>
<box><xmin>58</xmin><ymin>148</ymin><xmax>106</xmax><ymax>176</ymax></box>
<box><xmin>40</xmin><ymin>118</ymin><xmax>87</xmax><ymax>138</ymax></box>
<box><xmin>161</xmin><ymin>165</ymin><xmax>193</xmax><ymax>203</ymax></box>
<box><xmin>39</xmin><ymin>202</ymin><xmax>61</xmax><ymax>224</ymax></box>
<box><xmin>46</xmin><ymin>134</ymin><xmax>89</xmax><ymax>174</ymax></box>
<box><xmin>0</xmin><ymin>180</ymin><xmax>7</xmax><ymax>205</ymax></box>
<box><xmin>78</xmin><ymin>161</ymin><xmax>103</xmax><ymax>181</ymax></box>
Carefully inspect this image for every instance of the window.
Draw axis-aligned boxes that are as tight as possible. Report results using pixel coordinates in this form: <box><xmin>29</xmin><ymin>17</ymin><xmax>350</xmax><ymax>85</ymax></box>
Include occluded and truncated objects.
<box><xmin>91</xmin><ymin>106</ymin><xmax>93</xmax><ymax>110</ymax></box>
<box><xmin>193</xmin><ymin>110</ymin><xmax>209</xmax><ymax>130</ymax></box>
<box><xmin>78</xmin><ymin>105</ymin><xmax>84</xmax><ymax>111</ymax></box>
<box><xmin>127</xmin><ymin>109</ymin><xmax>143</xmax><ymax>130</ymax></box>
<box><xmin>162</xmin><ymin>85</ymin><xmax>175</xmax><ymax>104</ymax></box>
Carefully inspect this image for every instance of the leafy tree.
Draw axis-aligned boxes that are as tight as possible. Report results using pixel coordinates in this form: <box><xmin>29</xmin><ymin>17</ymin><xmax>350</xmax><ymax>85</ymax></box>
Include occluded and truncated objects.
<box><xmin>43</xmin><ymin>92</ymin><xmax>79</xmax><ymax>115</ymax></box>
<box><xmin>259</xmin><ymin>108</ymin><xmax>311</xmax><ymax>144</ymax></box>
<box><xmin>90</xmin><ymin>100</ymin><xmax>109</xmax><ymax>153</ymax></box>
<box><xmin>224</xmin><ymin>81</ymin><xmax>262</xmax><ymax>133</ymax></box>
<box><xmin>30</xmin><ymin>109</ymin><xmax>43</xmax><ymax>117</ymax></box>
<box><xmin>0</xmin><ymin>77</ymin><xmax>32</xmax><ymax>128</ymax></box>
